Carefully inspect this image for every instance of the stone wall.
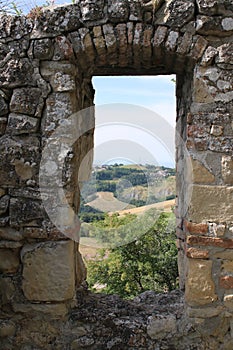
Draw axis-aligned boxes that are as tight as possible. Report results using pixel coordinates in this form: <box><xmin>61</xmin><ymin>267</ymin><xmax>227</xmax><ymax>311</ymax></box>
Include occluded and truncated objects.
<box><xmin>0</xmin><ymin>0</ymin><xmax>233</xmax><ymax>348</ymax></box>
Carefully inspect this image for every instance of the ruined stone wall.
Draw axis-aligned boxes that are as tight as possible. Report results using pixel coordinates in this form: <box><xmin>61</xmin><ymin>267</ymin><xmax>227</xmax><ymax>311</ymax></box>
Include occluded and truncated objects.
<box><xmin>0</xmin><ymin>0</ymin><xmax>233</xmax><ymax>349</ymax></box>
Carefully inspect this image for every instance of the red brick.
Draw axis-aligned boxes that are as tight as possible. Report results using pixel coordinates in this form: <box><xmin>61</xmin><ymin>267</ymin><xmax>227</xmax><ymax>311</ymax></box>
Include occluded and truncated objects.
<box><xmin>220</xmin><ymin>276</ymin><xmax>233</xmax><ymax>289</ymax></box>
<box><xmin>187</xmin><ymin>235</ymin><xmax>233</xmax><ymax>248</ymax></box>
<box><xmin>184</xmin><ymin>220</ymin><xmax>208</xmax><ymax>235</ymax></box>
<box><xmin>186</xmin><ymin>247</ymin><xmax>209</xmax><ymax>259</ymax></box>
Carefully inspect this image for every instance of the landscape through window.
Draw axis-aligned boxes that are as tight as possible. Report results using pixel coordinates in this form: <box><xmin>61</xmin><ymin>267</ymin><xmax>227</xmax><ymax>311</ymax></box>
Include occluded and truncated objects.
<box><xmin>79</xmin><ymin>76</ymin><xmax>179</xmax><ymax>298</ymax></box>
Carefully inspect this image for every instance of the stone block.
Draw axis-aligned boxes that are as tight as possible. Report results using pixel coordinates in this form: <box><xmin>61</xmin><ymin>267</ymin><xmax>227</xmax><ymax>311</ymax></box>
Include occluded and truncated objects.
<box><xmin>216</xmin><ymin>43</ymin><xmax>233</xmax><ymax>69</ymax></box>
<box><xmin>0</xmin><ymin>117</ymin><xmax>7</xmax><ymax>135</ymax></box>
<box><xmin>0</xmin><ymin>58</ymin><xmax>34</xmax><ymax>88</ymax></box>
<box><xmin>0</xmin><ymin>96</ymin><xmax>8</xmax><ymax>117</ymax></box>
<box><xmin>222</xmin><ymin>261</ymin><xmax>233</xmax><ymax>273</ymax></box>
<box><xmin>0</xmin><ymin>277</ymin><xmax>15</xmax><ymax>305</ymax></box>
<box><xmin>187</xmin><ymin>235</ymin><xmax>233</xmax><ymax>248</ymax></box>
<box><xmin>108</xmin><ymin>0</ymin><xmax>129</xmax><ymax>22</ymax></box>
<box><xmin>220</xmin><ymin>276</ymin><xmax>233</xmax><ymax>289</ymax></box>
<box><xmin>0</xmin><ymin>135</ymin><xmax>40</xmax><ymax>187</ymax></box>
<box><xmin>224</xmin><ymin>294</ymin><xmax>233</xmax><ymax>310</ymax></box>
<box><xmin>0</xmin><ymin>195</ymin><xmax>9</xmax><ymax>215</ymax></box>
<box><xmin>80</xmin><ymin>0</ymin><xmax>105</xmax><ymax>21</ymax></box>
<box><xmin>185</xmin><ymin>259</ymin><xmax>218</xmax><ymax>306</ymax></box>
<box><xmin>155</xmin><ymin>0</ymin><xmax>195</xmax><ymax>28</ymax></box>
<box><xmin>10</xmin><ymin>88</ymin><xmax>42</xmax><ymax>116</ymax></box>
<box><xmin>12</xmin><ymin>303</ymin><xmax>68</xmax><ymax>319</ymax></box>
<box><xmin>147</xmin><ymin>315</ymin><xmax>177</xmax><ymax>339</ymax></box>
<box><xmin>0</xmin><ymin>248</ymin><xmax>20</xmax><ymax>274</ymax></box>
<box><xmin>0</xmin><ymin>227</ymin><xmax>23</xmax><ymax>241</ymax></box>
<box><xmin>0</xmin><ymin>320</ymin><xmax>16</xmax><ymax>338</ymax></box>
<box><xmin>9</xmin><ymin>198</ymin><xmax>44</xmax><ymax>226</ymax></box>
<box><xmin>33</xmin><ymin>38</ymin><xmax>54</xmax><ymax>60</ymax></box>
<box><xmin>214</xmin><ymin>250</ymin><xmax>233</xmax><ymax>260</ymax></box>
<box><xmin>197</xmin><ymin>0</ymin><xmax>233</xmax><ymax>16</ymax></box>
<box><xmin>21</xmin><ymin>241</ymin><xmax>75</xmax><ymax>301</ymax></box>
<box><xmin>189</xmin><ymin>185</ymin><xmax>233</xmax><ymax>223</ymax></box>
<box><xmin>222</xmin><ymin>156</ymin><xmax>233</xmax><ymax>185</ymax></box>
<box><xmin>6</xmin><ymin>113</ymin><xmax>39</xmax><ymax>134</ymax></box>
<box><xmin>187</xmin><ymin>305</ymin><xmax>224</xmax><ymax>318</ymax></box>
<box><xmin>186</xmin><ymin>247</ymin><xmax>209</xmax><ymax>259</ymax></box>
<box><xmin>41</xmin><ymin>92</ymin><xmax>77</xmax><ymax>137</ymax></box>
<box><xmin>184</xmin><ymin>220</ymin><xmax>208</xmax><ymax>234</ymax></box>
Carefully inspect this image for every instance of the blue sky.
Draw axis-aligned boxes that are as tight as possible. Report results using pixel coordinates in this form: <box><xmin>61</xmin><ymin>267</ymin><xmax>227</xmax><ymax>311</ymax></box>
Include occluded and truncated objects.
<box><xmin>93</xmin><ymin>76</ymin><xmax>176</xmax><ymax>127</ymax></box>
<box><xmin>93</xmin><ymin>76</ymin><xmax>176</xmax><ymax>166</ymax></box>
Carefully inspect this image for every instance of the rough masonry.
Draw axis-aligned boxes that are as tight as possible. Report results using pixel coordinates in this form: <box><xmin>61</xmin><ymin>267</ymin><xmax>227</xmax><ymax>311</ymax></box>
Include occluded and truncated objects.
<box><xmin>0</xmin><ymin>0</ymin><xmax>233</xmax><ymax>349</ymax></box>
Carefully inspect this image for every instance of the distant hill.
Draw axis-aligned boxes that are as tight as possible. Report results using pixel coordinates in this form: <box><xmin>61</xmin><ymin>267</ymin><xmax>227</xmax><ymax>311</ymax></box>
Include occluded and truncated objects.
<box><xmin>79</xmin><ymin>164</ymin><xmax>176</xmax><ymax>223</ymax></box>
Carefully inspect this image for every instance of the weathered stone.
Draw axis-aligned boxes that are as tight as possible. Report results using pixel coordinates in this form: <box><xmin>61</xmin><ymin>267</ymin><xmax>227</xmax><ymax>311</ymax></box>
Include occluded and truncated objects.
<box><xmin>189</xmin><ymin>185</ymin><xmax>233</xmax><ymax>223</ymax></box>
<box><xmin>177</xmin><ymin>31</ymin><xmax>193</xmax><ymax>55</ymax></box>
<box><xmin>0</xmin><ymin>227</ymin><xmax>23</xmax><ymax>241</ymax></box>
<box><xmin>33</xmin><ymin>38</ymin><xmax>54</xmax><ymax>60</ymax></box>
<box><xmin>71</xmin><ymin>336</ymin><xmax>95</xmax><ymax>349</ymax></box>
<box><xmin>216</xmin><ymin>43</ymin><xmax>233</xmax><ymax>69</ymax></box>
<box><xmin>41</xmin><ymin>92</ymin><xmax>77</xmax><ymax>137</ymax></box>
<box><xmin>30</xmin><ymin>4</ymin><xmax>81</xmax><ymax>38</ymax></box>
<box><xmin>187</xmin><ymin>235</ymin><xmax>233</xmax><ymax>248</ymax></box>
<box><xmin>222</xmin><ymin>261</ymin><xmax>233</xmax><ymax>273</ymax></box>
<box><xmin>0</xmin><ymin>95</ymin><xmax>8</xmax><ymax>116</ymax></box>
<box><xmin>220</xmin><ymin>276</ymin><xmax>233</xmax><ymax>289</ymax></box>
<box><xmin>187</xmin><ymin>305</ymin><xmax>224</xmax><ymax>318</ymax></box>
<box><xmin>185</xmin><ymin>259</ymin><xmax>218</xmax><ymax>305</ymax></box>
<box><xmin>197</xmin><ymin>0</ymin><xmax>233</xmax><ymax>16</ymax></box>
<box><xmin>190</xmin><ymin>36</ymin><xmax>208</xmax><ymax>61</ymax></box>
<box><xmin>165</xmin><ymin>31</ymin><xmax>179</xmax><ymax>51</ymax></box>
<box><xmin>210</xmin><ymin>125</ymin><xmax>223</xmax><ymax>136</ymax></box>
<box><xmin>222</xmin><ymin>156</ymin><xmax>233</xmax><ymax>185</ymax></box>
<box><xmin>0</xmin><ymin>276</ymin><xmax>15</xmax><ymax>305</ymax></box>
<box><xmin>21</xmin><ymin>241</ymin><xmax>75</xmax><ymax>301</ymax></box>
<box><xmin>10</xmin><ymin>88</ymin><xmax>42</xmax><ymax>117</ymax></box>
<box><xmin>224</xmin><ymin>294</ymin><xmax>233</xmax><ymax>310</ymax></box>
<box><xmin>155</xmin><ymin>0</ymin><xmax>195</xmax><ymax>28</ymax></box>
<box><xmin>6</xmin><ymin>113</ymin><xmax>39</xmax><ymax>134</ymax></box>
<box><xmin>201</xmin><ymin>46</ymin><xmax>218</xmax><ymax>67</ymax></box>
<box><xmin>9</xmin><ymin>197</ymin><xmax>44</xmax><ymax>226</ymax></box>
<box><xmin>184</xmin><ymin>220</ymin><xmax>208</xmax><ymax>234</ymax></box>
<box><xmin>108</xmin><ymin>0</ymin><xmax>129</xmax><ymax>22</ymax></box>
<box><xmin>0</xmin><ymin>320</ymin><xmax>16</xmax><ymax>338</ymax></box>
<box><xmin>191</xmin><ymin>159</ymin><xmax>215</xmax><ymax>184</ymax></box>
<box><xmin>209</xmin><ymin>223</ymin><xmax>226</xmax><ymax>237</ymax></box>
<box><xmin>0</xmin><ymin>117</ymin><xmax>7</xmax><ymax>135</ymax></box>
<box><xmin>147</xmin><ymin>315</ymin><xmax>177</xmax><ymax>339</ymax></box>
<box><xmin>0</xmin><ymin>195</ymin><xmax>9</xmax><ymax>215</ymax></box>
<box><xmin>214</xmin><ymin>250</ymin><xmax>233</xmax><ymax>260</ymax></box>
<box><xmin>0</xmin><ymin>1</ymin><xmax>232</xmax><ymax>347</ymax></box>
<box><xmin>53</xmin><ymin>36</ymin><xmax>74</xmax><ymax>61</ymax></box>
<box><xmin>196</xmin><ymin>15</ymin><xmax>233</xmax><ymax>36</ymax></box>
<box><xmin>129</xmin><ymin>0</ymin><xmax>142</xmax><ymax>21</ymax></box>
<box><xmin>80</xmin><ymin>0</ymin><xmax>105</xmax><ymax>21</ymax></box>
<box><xmin>0</xmin><ymin>58</ymin><xmax>34</xmax><ymax>88</ymax></box>
<box><xmin>0</xmin><ymin>248</ymin><xmax>19</xmax><ymax>273</ymax></box>
<box><xmin>222</xmin><ymin>17</ymin><xmax>233</xmax><ymax>31</ymax></box>
<box><xmin>0</xmin><ymin>240</ymin><xmax>22</xmax><ymax>248</ymax></box>
<box><xmin>41</xmin><ymin>61</ymin><xmax>76</xmax><ymax>92</ymax></box>
<box><xmin>12</xmin><ymin>303</ymin><xmax>68</xmax><ymax>319</ymax></box>
<box><xmin>186</xmin><ymin>247</ymin><xmax>209</xmax><ymax>259</ymax></box>
<box><xmin>153</xmin><ymin>25</ymin><xmax>167</xmax><ymax>47</ymax></box>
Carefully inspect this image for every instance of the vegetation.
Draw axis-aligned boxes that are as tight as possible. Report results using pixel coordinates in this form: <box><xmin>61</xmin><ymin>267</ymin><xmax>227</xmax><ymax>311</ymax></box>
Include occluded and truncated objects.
<box><xmin>80</xmin><ymin>164</ymin><xmax>176</xmax><ymax>219</ymax></box>
<box><xmin>86</xmin><ymin>211</ymin><xmax>178</xmax><ymax>299</ymax></box>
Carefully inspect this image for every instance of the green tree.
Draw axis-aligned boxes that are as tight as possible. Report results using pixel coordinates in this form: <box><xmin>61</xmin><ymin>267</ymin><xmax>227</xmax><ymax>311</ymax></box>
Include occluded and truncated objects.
<box><xmin>87</xmin><ymin>211</ymin><xmax>178</xmax><ymax>299</ymax></box>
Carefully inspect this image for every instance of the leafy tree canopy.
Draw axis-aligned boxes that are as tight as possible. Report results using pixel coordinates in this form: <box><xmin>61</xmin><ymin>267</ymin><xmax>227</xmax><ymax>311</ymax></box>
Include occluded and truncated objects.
<box><xmin>86</xmin><ymin>211</ymin><xmax>178</xmax><ymax>299</ymax></box>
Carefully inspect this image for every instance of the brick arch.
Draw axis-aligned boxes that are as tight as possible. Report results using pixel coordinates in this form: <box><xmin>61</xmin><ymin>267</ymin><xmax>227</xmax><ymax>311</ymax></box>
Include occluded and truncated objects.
<box><xmin>0</xmin><ymin>0</ymin><xmax>233</xmax><ymax>348</ymax></box>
